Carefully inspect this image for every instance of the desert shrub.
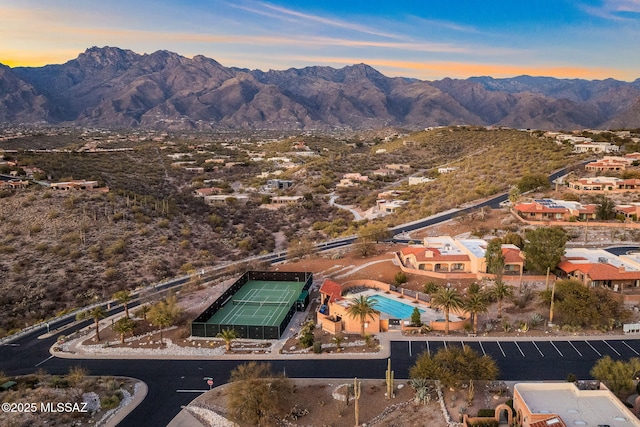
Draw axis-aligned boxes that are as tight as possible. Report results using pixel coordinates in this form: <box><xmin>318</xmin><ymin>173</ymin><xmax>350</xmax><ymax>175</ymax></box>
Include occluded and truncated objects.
<box><xmin>313</xmin><ymin>342</ymin><xmax>322</xmax><ymax>354</ymax></box>
<box><xmin>101</xmin><ymin>394</ymin><xmax>122</xmax><ymax>409</ymax></box>
<box><xmin>529</xmin><ymin>313</ymin><xmax>544</xmax><ymax>328</ymax></box>
<box><xmin>68</xmin><ymin>366</ymin><xmax>89</xmax><ymax>386</ymax></box>
<box><xmin>363</xmin><ymin>333</ymin><xmax>375</xmax><ymax>348</ymax></box>
<box><xmin>394</xmin><ymin>271</ymin><xmax>407</xmax><ymax>285</ymax></box>
<box><xmin>0</xmin><ymin>244</ymin><xmax>15</xmax><ymax>254</ymax></box>
<box><xmin>299</xmin><ymin>321</ymin><xmax>315</xmax><ymax>348</ymax></box>
<box><xmin>423</xmin><ymin>281</ymin><xmax>440</xmax><ymax>294</ymax></box>
<box><xmin>477</xmin><ymin>409</ymin><xmax>495</xmax><ymax>417</ymax></box>
<box><xmin>105</xmin><ymin>239</ymin><xmax>127</xmax><ymax>258</ymax></box>
<box><xmin>469</xmin><ymin>420</ymin><xmax>498</xmax><ymax>427</ymax></box>
<box><xmin>49</xmin><ymin>375</ymin><xmax>70</xmax><ymax>389</ymax></box>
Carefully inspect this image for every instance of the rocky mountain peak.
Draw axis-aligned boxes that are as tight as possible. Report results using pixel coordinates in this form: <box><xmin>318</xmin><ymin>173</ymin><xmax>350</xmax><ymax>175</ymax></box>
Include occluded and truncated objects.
<box><xmin>1</xmin><ymin>47</ymin><xmax>639</xmax><ymax>130</ymax></box>
<box><xmin>74</xmin><ymin>46</ymin><xmax>140</xmax><ymax>70</ymax></box>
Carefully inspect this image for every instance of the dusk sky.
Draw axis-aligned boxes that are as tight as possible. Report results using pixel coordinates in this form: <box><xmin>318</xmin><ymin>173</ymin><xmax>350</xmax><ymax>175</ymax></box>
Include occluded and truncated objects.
<box><xmin>1</xmin><ymin>0</ymin><xmax>639</xmax><ymax>81</ymax></box>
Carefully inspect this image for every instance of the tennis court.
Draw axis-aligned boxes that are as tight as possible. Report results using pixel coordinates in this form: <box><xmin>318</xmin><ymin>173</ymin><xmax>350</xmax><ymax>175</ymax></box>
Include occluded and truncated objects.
<box><xmin>207</xmin><ymin>280</ymin><xmax>303</xmax><ymax>326</ymax></box>
<box><xmin>191</xmin><ymin>271</ymin><xmax>313</xmax><ymax>339</ymax></box>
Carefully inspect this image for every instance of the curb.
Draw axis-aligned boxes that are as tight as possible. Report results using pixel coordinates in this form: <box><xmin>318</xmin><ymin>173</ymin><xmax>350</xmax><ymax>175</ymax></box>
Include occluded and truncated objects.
<box><xmin>104</xmin><ymin>380</ymin><xmax>148</xmax><ymax>427</ymax></box>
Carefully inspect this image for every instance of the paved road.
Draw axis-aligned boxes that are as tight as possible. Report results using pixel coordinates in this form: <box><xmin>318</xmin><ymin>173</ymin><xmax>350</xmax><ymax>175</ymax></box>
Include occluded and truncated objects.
<box><xmin>4</xmin><ymin>326</ymin><xmax>640</xmax><ymax>426</ymax></box>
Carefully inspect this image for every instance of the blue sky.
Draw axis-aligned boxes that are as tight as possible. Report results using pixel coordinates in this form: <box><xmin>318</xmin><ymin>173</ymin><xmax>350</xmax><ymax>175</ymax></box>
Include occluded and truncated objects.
<box><xmin>1</xmin><ymin>0</ymin><xmax>639</xmax><ymax>81</ymax></box>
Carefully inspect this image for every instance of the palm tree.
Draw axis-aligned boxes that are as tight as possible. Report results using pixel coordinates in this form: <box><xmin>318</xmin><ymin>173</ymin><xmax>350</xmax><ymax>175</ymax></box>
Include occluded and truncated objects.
<box><xmin>134</xmin><ymin>305</ymin><xmax>150</xmax><ymax>320</ymax></box>
<box><xmin>113</xmin><ymin>290</ymin><xmax>132</xmax><ymax>319</ymax></box>
<box><xmin>430</xmin><ymin>287</ymin><xmax>463</xmax><ymax>335</ymax></box>
<box><xmin>346</xmin><ymin>295</ymin><xmax>380</xmax><ymax>337</ymax></box>
<box><xmin>83</xmin><ymin>306</ymin><xmax>106</xmax><ymax>341</ymax></box>
<box><xmin>217</xmin><ymin>328</ymin><xmax>238</xmax><ymax>352</ymax></box>
<box><xmin>490</xmin><ymin>281</ymin><xmax>513</xmax><ymax>319</ymax></box>
<box><xmin>464</xmin><ymin>292</ymin><xmax>489</xmax><ymax>334</ymax></box>
<box><xmin>148</xmin><ymin>309</ymin><xmax>172</xmax><ymax>344</ymax></box>
<box><xmin>148</xmin><ymin>295</ymin><xmax>182</xmax><ymax>344</ymax></box>
<box><xmin>112</xmin><ymin>317</ymin><xmax>136</xmax><ymax>344</ymax></box>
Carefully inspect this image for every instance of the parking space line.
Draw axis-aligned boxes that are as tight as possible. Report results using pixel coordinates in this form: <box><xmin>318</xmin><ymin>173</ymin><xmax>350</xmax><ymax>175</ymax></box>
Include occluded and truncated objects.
<box><xmin>514</xmin><ymin>341</ymin><xmax>525</xmax><ymax>357</ymax></box>
<box><xmin>426</xmin><ymin>340</ymin><xmax>430</xmax><ymax>355</ymax></box>
<box><xmin>568</xmin><ymin>341</ymin><xmax>582</xmax><ymax>356</ymax></box>
<box><xmin>496</xmin><ymin>341</ymin><xmax>506</xmax><ymax>358</ymax></box>
<box><xmin>550</xmin><ymin>341</ymin><xmax>563</xmax><ymax>357</ymax></box>
<box><xmin>567</xmin><ymin>341</ymin><xmax>582</xmax><ymax>357</ymax></box>
<box><xmin>461</xmin><ymin>341</ymin><xmax>465</xmax><ymax>350</ymax></box>
<box><xmin>622</xmin><ymin>341</ymin><xmax>640</xmax><ymax>356</ymax></box>
<box><xmin>444</xmin><ymin>341</ymin><xmax>447</xmax><ymax>350</ymax></box>
<box><xmin>35</xmin><ymin>355</ymin><xmax>54</xmax><ymax>367</ymax></box>
<box><xmin>479</xmin><ymin>341</ymin><xmax>486</xmax><ymax>356</ymax></box>
<box><xmin>602</xmin><ymin>340</ymin><xmax>620</xmax><ymax>356</ymax></box>
<box><xmin>532</xmin><ymin>341</ymin><xmax>545</xmax><ymax>357</ymax></box>
<box><xmin>585</xmin><ymin>340</ymin><xmax>601</xmax><ymax>356</ymax></box>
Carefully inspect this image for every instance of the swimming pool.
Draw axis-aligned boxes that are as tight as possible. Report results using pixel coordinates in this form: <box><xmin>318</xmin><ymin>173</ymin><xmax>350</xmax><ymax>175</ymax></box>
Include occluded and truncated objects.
<box><xmin>372</xmin><ymin>294</ymin><xmax>423</xmax><ymax>319</ymax></box>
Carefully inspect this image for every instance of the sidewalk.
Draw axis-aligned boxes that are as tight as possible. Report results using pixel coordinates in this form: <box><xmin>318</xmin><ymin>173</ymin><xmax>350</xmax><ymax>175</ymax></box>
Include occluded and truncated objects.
<box><xmin>51</xmin><ymin>306</ymin><xmax>394</xmax><ymax>361</ymax></box>
<box><xmin>166</xmin><ymin>408</ymin><xmax>207</xmax><ymax>427</ymax></box>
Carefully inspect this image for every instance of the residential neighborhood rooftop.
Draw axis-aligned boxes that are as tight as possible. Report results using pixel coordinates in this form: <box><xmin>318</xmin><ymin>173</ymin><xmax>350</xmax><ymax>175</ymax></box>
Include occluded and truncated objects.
<box><xmin>515</xmin><ymin>382</ymin><xmax>640</xmax><ymax>427</ymax></box>
<box><xmin>563</xmin><ymin>248</ymin><xmax>640</xmax><ymax>272</ymax></box>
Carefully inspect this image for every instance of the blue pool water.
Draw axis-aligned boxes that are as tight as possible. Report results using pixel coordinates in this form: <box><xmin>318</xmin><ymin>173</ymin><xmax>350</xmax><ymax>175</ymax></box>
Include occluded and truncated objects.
<box><xmin>372</xmin><ymin>294</ymin><xmax>423</xmax><ymax>319</ymax></box>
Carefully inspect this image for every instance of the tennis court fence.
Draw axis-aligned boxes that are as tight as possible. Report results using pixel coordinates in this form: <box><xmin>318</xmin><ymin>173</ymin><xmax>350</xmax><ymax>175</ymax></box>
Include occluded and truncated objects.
<box><xmin>191</xmin><ymin>270</ymin><xmax>313</xmax><ymax>339</ymax></box>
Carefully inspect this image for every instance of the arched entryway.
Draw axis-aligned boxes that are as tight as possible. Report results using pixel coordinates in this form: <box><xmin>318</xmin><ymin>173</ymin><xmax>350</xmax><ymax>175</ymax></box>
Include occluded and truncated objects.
<box><xmin>494</xmin><ymin>403</ymin><xmax>513</xmax><ymax>425</ymax></box>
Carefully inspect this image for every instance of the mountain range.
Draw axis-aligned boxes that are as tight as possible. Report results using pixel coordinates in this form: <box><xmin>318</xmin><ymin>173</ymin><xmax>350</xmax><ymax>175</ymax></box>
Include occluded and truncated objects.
<box><xmin>1</xmin><ymin>46</ymin><xmax>639</xmax><ymax>131</ymax></box>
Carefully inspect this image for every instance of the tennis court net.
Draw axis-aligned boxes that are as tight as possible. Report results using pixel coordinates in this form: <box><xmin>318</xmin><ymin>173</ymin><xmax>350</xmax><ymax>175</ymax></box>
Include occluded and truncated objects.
<box><xmin>232</xmin><ymin>299</ymin><xmax>291</xmax><ymax>307</ymax></box>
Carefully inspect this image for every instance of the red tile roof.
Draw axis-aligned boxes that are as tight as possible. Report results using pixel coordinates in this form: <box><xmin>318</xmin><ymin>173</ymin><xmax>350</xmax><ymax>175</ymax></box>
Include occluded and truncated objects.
<box><xmin>514</xmin><ymin>202</ymin><xmax>596</xmax><ymax>214</ymax></box>
<box><xmin>514</xmin><ymin>203</ymin><xmax>566</xmax><ymax>213</ymax></box>
<box><xmin>400</xmin><ymin>246</ymin><xmax>469</xmax><ymax>262</ymax></box>
<box><xmin>617</xmin><ymin>205</ymin><xmax>638</xmax><ymax>214</ymax></box>
<box><xmin>558</xmin><ymin>260</ymin><xmax>640</xmax><ymax>281</ymax></box>
<box><xmin>502</xmin><ymin>248</ymin><xmax>523</xmax><ymax>264</ymax></box>
<box><xmin>619</xmin><ymin>179</ymin><xmax>640</xmax><ymax>185</ymax></box>
<box><xmin>319</xmin><ymin>279</ymin><xmax>343</xmax><ymax>302</ymax></box>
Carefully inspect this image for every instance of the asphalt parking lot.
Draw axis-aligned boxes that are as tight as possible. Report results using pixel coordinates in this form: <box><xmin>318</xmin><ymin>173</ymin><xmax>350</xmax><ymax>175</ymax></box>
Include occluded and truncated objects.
<box><xmin>390</xmin><ymin>338</ymin><xmax>640</xmax><ymax>380</ymax></box>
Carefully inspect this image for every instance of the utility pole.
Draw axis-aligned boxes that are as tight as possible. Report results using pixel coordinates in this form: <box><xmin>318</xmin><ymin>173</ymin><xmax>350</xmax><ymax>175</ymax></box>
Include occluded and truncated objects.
<box><xmin>584</xmin><ymin>217</ymin><xmax>589</xmax><ymax>245</ymax></box>
<box><xmin>545</xmin><ymin>267</ymin><xmax>550</xmax><ymax>292</ymax></box>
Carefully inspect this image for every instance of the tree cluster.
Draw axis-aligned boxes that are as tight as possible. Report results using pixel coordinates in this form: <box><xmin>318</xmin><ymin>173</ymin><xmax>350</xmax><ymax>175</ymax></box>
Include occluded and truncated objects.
<box><xmin>228</xmin><ymin>361</ymin><xmax>294</xmax><ymax>426</ymax></box>
<box><xmin>523</xmin><ymin>226</ymin><xmax>568</xmax><ymax>273</ymax></box>
<box><xmin>591</xmin><ymin>355</ymin><xmax>640</xmax><ymax>397</ymax></box>
<box><xmin>542</xmin><ymin>279</ymin><xmax>631</xmax><ymax>329</ymax></box>
<box><xmin>410</xmin><ymin>346</ymin><xmax>499</xmax><ymax>389</ymax></box>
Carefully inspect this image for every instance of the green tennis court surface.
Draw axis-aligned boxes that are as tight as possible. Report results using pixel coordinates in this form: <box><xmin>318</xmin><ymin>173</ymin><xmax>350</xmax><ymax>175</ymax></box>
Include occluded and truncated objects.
<box><xmin>206</xmin><ymin>280</ymin><xmax>304</xmax><ymax>326</ymax></box>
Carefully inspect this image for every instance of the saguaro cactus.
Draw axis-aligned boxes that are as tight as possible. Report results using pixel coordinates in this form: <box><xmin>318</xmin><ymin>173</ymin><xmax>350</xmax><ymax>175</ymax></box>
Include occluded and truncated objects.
<box><xmin>354</xmin><ymin>377</ymin><xmax>361</xmax><ymax>426</ymax></box>
<box><xmin>386</xmin><ymin>358</ymin><xmax>394</xmax><ymax>399</ymax></box>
